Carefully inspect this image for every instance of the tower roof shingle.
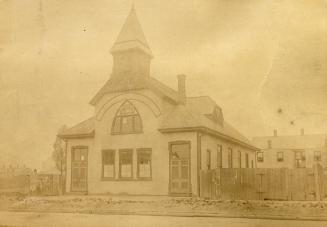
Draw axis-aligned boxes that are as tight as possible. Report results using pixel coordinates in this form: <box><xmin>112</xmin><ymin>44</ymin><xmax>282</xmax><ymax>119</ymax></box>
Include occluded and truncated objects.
<box><xmin>110</xmin><ymin>6</ymin><xmax>153</xmax><ymax>57</ymax></box>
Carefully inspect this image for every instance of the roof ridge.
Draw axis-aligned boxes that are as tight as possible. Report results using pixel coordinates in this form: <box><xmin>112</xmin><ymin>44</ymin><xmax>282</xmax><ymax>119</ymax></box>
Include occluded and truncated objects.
<box><xmin>148</xmin><ymin>77</ymin><xmax>178</xmax><ymax>94</ymax></box>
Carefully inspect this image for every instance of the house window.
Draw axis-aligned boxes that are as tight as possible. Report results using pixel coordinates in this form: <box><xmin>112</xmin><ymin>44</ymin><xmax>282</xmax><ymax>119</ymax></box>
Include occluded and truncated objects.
<box><xmin>314</xmin><ymin>151</ymin><xmax>321</xmax><ymax>161</ymax></box>
<box><xmin>217</xmin><ymin>145</ymin><xmax>222</xmax><ymax>168</ymax></box>
<box><xmin>137</xmin><ymin>149</ymin><xmax>152</xmax><ymax>179</ymax></box>
<box><xmin>237</xmin><ymin>151</ymin><xmax>242</xmax><ymax>168</ymax></box>
<box><xmin>206</xmin><ymin>149</ymin><xmax>211</xmax><ymax>170</ymax></box>
<box><xmin>295</xmin><ymin>150</ymin><xmax>306</xmax><ymax>168</ymax></box>
<box><xmin>228</xmin><ymin>148</ymin><xmax>233</xmax><ymax>168</ymax></box>
<box><xmin>245</xmin><ymin>153</ymin><xmax>249</xmax><ymax>168</ymax></box>
<box><xmin>119</xmin><ymin>149</ymin><xmax>133</xmax><ymax>179</ymax></box>
<box><xmin>267</xmin><ymin>140</ymin><xmax>272</xmax><ymax>149</ymax></box>
<box><xmin>102</xmin><ymin>150</ymin><xmax>115</xmax><ymax>179</ymax></box>
<box><xmin>112</xmin><ymin>101</ymin><xmax>142</xmax><ymax>134</ymax></box>
<box><xmin>277</xmin><ymin>151</ymin><xmax>284</xmax><ymax>162</ymax></box>
<box><xmin>257</xmin><ymin>152</ymin><xmax>264</xmax><ymax>162</ymax></box>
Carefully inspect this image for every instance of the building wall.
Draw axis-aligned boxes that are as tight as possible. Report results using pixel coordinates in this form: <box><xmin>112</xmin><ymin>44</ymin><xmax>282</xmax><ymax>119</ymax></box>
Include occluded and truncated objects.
<box><xmin>65</xmin><ymin>89</ymin><xmax>256</xmax><ymax>195</ymax></box>
<box><xmin>256</xmin><ymin>147</ymin><xmax>327</xmax><ymax>168</ymax></box>
<box><xmin>82</xmin><ymin>89</ymin><xmax>198</xmax><ymax>195</ymax></box>
<box><xmin>200</xmin><ymin>134</ymin><xmax>256</xmax><ymax>170</ymax></box>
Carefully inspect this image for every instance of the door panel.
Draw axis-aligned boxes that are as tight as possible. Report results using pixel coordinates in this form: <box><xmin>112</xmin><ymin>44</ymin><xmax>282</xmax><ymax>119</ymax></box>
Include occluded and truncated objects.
<box><xmin>169</xmin><ymin>142</ymin><xmax>190</xmax><ymax>195</ymax></box>
<box><xmin>71</xmin><ymin>147</ymin><xmax>88</xmax><ymax>192</ymax></box>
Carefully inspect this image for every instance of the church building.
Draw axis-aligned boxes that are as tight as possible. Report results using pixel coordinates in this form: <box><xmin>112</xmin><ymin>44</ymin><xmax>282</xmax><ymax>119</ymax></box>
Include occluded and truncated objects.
<box><xmin>59</xmin><ymin>7</ymin><xmax>259</xmax><ymax>196</ymax></box>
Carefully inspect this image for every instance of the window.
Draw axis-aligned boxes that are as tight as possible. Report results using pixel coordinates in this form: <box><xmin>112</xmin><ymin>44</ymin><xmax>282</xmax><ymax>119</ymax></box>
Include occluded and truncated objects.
<box><xmin>267</xmin><ymin>140</ymin><xmax>272</xmax><ymax>149</ymax></box>
<box><xmin>73</xmin><ymin>147</ymin><xmax>88</xmax><ymax>162</ymax></box>
<box><xmin>295</xmin><ymin>150</ymin><xmax>306</xmax><ymax>168</ymax></box>
<box><xmin>277</xmin><ymin>151</ymin><xmax>284</xmax><ymax>162</ymax></box>
<box><xmin>245</xmin><ymin>153</ymin><xmax>249</xmax><ymax>168</ymax></box>
<box><xmin>137</xmin><ymin>149</ymin><xmax>152</xmax><ymax>179</ymax></box>
<box><xmin>237</xmin><ymin>151</ymin><xmax>242</xmax><ymax>168</ymax></box>
<box><xmin>119</xmin><ymin>149</ymin><xmax>133</xmax><ymax>179</ymax></box>
<box><xmin>314</xmin><ymin>151</ymin><xmax>321</xmax><ymax>161</ymax></box>
<box><xmin>112</xmin><ymin>101</ymin><xmax>142</xmax><ymax>134</ymax></box>
<box><xmin>228</xmin><ymin>148</ymin><xmax>233</xmax><ymax>168</ymax></box>
<box><xmin>102</xmin><ymin>150</ymin><xmax>115</xmax><ymax>179</ymax></box>
<box><xmin>217</xmin><ymin>145</ymin><xmax>222</xmax><ymax>168</ymax></box>
<box><xmin>257</xmin><ymin>152</ymin><xmax>264</xmax><ymax>162</ymax></box>
<box><xmin>206</xmin><ymin>149</ymin><xmax>211</xmax><ymax>170</ymax></box>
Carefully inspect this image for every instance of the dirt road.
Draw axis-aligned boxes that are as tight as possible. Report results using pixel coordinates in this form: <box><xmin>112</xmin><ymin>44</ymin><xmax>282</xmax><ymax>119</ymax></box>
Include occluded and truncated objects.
<box><xmin>0</xmin><ymin>211</ymin><xmax>327</xmax><ymax>227</ymax></box>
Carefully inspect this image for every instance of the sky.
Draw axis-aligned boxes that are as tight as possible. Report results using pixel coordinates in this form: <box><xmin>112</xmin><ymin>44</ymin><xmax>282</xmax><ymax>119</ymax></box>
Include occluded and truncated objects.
<box><xmin>0</xmin><ymin>0</ymin><xmax>327</xmax><ymax>169</ymax></box>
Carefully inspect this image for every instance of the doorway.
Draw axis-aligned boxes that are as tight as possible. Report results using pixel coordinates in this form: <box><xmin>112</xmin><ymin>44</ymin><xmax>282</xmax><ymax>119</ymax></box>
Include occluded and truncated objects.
<box><xmin>169</xmin><ymin>141</ymin><xmax>191</xmax><ymax>196</ymax></box>
<box><xmin>71</xmin><ymin>147</ymin><xmax>88</xmax><ymax>193</ymax></box>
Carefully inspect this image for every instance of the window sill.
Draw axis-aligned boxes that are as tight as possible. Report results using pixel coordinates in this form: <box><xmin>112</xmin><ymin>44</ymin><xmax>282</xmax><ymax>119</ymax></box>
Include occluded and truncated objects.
<box><xmin>137</xmin><ymin>178</ymin><xmax>152</xmax><ymax>181</ymax></box>
<box><xmin>101</xmin><ymin>178</ymin><xmax>153</xmax><ymax>182</ymax></box>
<box><xmin>111</xmin><ymin>131</ymin><xmax>143</xmax><ymax>136</ymax></box>
<box><xmin>101</xmin><ymin>177</ymin><xmax>116</xmax><ymax>181</ymax></box>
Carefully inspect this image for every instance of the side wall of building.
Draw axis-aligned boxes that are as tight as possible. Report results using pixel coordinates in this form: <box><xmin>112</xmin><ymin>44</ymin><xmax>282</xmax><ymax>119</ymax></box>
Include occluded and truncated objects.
<box><xmin>256</xmin><ymin>147</ymin><xmax>327</xmax><ymax>168</ymax></box>
<box><xmin>200</xmin><ymin>134</ymin><xmax>256</xmax><ymax>170</ymax></box>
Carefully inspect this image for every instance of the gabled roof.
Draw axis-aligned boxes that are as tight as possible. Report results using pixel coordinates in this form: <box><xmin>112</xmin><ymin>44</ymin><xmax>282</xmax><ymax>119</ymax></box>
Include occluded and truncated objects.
<box><xmin>89</xmin><ymin>76</ymin><xmax>180</xmax><ymax>105</ymax></box>
<box><xmin>61</xmin><ymin>96</ymin><xmax>257</xmax><ymax>150</ymax></box>
<box><xmin>58</xmin><ymin>117</ymin><xmax>95</xmax><ymax>139</ymax></box>
<box><xmin>110</xmin><ymin>6</ymin><xmax>153</xmax><ymax>57</ymax></box>
<box><xmin>159</xmin><ymin>96</ymin><xmax>258</xmax><ymax>150</ymax></box>
<box><xmin>252</xmin><ymin>134</ymin><xmax>327</xmax><ymax>150</ymax></box>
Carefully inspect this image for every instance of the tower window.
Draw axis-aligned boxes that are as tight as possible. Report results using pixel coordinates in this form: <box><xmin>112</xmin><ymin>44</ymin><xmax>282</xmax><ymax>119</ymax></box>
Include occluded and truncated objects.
<box><xmin>112</xmin><ymin>100</ymin><xmax>143</xmax><ymax>134</ymax></box>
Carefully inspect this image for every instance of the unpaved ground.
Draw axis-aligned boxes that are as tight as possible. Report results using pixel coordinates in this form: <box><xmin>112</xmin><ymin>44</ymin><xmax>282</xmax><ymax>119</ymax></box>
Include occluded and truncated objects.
<box><xmin>1</xmin><ymin>195</ymin><xmax>327</xmax><ymax>220</ymax></box>
<box><xmin>0</xmin><ymin>211</ymin><xmax>327</xmax><ymax>227</ymax></box>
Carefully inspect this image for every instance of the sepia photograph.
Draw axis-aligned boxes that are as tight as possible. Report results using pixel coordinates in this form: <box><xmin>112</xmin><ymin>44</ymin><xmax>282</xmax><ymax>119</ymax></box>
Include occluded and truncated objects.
<box><xmin>0</xmin><ymin>0</ymin><xmax>327</xmax><ymax>226</ymax></box>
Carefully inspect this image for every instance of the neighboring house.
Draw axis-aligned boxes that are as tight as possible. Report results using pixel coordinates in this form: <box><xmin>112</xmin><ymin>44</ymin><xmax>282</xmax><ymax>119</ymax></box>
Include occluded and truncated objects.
<box><xmin>58</xmin><ymin>7</ymin><xmax>258</xmax><ymax>196</ymax></box>
<box><xmin>252</xmin><ymin>129</ymin><xmax>327</xmax><ymax>169</ymax></box>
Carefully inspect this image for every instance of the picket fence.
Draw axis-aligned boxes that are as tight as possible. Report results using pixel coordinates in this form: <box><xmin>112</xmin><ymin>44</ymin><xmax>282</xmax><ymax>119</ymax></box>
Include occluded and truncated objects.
<box><xmin>200</xmin><ymin>165</ymin><xmax>327</xmax><ymax>201</ymax></box>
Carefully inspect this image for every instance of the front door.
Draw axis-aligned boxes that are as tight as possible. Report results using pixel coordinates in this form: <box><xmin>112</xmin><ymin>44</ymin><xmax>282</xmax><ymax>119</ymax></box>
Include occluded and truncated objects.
<box><xmin>169</xmin><ymin>142</ymin><xmax>191</xmax><ymax>195</ymax></box>
<box><xmin>71</xmin><ymin>147</ymin><xmax>88</xmax><ymax>192</ymax></box>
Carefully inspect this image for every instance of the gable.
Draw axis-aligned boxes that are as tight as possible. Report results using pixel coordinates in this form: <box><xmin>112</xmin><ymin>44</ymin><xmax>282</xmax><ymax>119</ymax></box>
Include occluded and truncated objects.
<box><xmin>90</xmin><ymin>76</ymin><xmax>180</xmax><ymax>106</ymax></box>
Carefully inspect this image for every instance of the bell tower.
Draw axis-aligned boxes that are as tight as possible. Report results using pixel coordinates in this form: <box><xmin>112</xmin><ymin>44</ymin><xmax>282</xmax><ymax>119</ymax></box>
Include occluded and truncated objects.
<box><xmin>110</xmin><ymin>6</ymin><xmax>153</xmax><ymax>79</ymax></box>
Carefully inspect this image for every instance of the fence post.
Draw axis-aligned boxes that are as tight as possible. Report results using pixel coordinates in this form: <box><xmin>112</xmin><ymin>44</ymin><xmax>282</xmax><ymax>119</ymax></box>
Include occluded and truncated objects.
<box><xmin>285</xmin><ymin>169</ymin><xmax>290</xmax><ymax>200</ymax></box>
<box><xmin>314</xmin><ymin>163</ymin><xmax>321</xmax><ymax>201</ymax></box>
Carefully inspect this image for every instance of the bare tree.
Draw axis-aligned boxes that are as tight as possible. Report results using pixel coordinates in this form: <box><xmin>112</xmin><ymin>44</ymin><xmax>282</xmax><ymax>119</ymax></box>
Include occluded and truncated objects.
<box><xmin>52</xmin><ymin>125</ymin><xmax>67</xmax><ymax>193</ymax></box>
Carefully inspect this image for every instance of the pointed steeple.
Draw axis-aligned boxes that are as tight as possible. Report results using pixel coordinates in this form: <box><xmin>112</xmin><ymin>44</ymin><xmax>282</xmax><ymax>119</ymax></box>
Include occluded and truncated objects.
<box><xmin>110</xmin><ymin>6</ymin><xmax>153</xmax><ymax>79</ymax></box>
<box><xmin>111</xmin><ymin>6</ymin><xmax>153</xmax><ymax>58</ymax></box>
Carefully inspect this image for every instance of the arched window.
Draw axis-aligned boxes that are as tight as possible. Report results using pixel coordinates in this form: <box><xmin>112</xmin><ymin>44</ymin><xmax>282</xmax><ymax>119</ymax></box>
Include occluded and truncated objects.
<box><xmin>112</xmin><ymin>100</ymin><xmax>143</xmax><ymax>134</ymax></box>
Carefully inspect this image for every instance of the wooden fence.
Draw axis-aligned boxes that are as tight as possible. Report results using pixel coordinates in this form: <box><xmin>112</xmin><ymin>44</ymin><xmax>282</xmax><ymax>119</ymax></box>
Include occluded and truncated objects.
<box><xmin>0</xmin><ymin>174</ymin><xmax>61</xmax><ymax>195</ymax></box>
<box><xmin>0</xmin><ymin>175</ymin><xmax>32</xmax><ymax>194</ymax></box>
<box><xmin>200</xmin><ymin>165</ymin><xmax>327</xmax><ymax>201</ymax></box>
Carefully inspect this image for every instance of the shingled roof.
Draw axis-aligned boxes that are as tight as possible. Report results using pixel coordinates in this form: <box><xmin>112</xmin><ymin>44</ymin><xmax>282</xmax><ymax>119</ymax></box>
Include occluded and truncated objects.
<box><xmin>89</xmin><ymin>76</ymin><xmax>180</xmax><ymax>105</ymax></box>
<box><xmin>58</xmin><ymin>117</ymin><xmax>94</xmax><ymax>139</ymax></box>
<box><xmin>159</xmin><ymin>96</ymin><xmax>258</xmax><ymax>150</ymax></box>
<box><xmin>110</xmin><ymin>6</ymin><xmax>153</xmax><ymax>57</ymax></box>
<box><xmin>61</xmin><ymin>96</ymin><xmax>257</xmax><ymax>150</ymax></box>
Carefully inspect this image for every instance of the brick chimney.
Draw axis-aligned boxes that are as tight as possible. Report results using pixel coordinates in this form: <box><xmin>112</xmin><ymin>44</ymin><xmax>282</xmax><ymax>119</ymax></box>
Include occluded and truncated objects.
<box><xmin>177</xmin><ymin>74</ymin><xmax>186</xmax><ymax>104</ymax></box>
<box><xmin>273</xmin><ymin>129</ymin><xmax>277</xmax><ymax>137</ymax></box>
